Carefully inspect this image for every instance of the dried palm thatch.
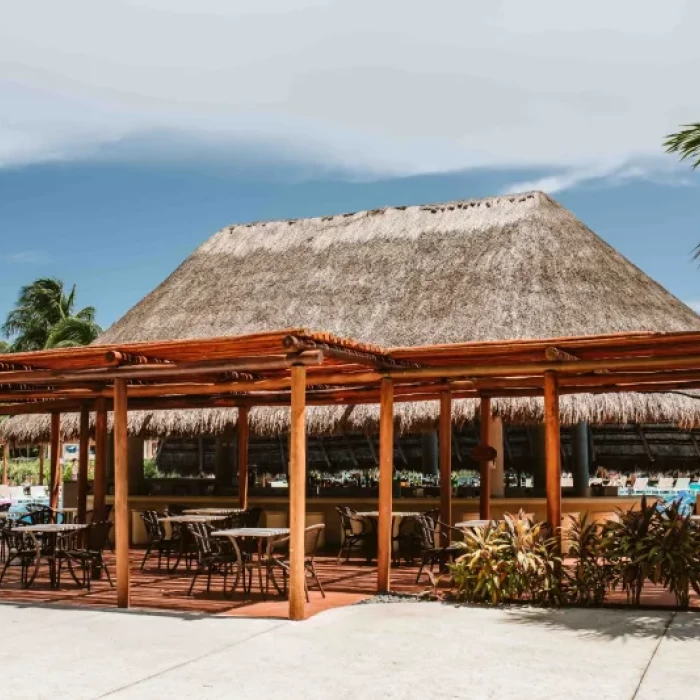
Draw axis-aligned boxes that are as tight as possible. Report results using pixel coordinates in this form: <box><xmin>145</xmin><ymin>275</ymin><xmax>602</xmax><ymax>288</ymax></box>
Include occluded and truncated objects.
<box><xmin>3</xmin><ymin>191</ymin><xmax>700</xmax><ymax>443</ymax></box>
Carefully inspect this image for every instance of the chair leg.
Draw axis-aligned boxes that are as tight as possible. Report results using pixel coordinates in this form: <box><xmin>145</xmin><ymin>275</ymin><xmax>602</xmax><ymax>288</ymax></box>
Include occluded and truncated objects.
<box><xmin>140</xmin><ymin>544</ymin><xmax>152</xmax><ymax>572</ymax></box>
<box><xmin>188</xmin><ymin>566</ymin><xmax>202</xmax><ymax>596</ymax></box>
<box><xmin>103</xmin><ymin>561</ymin><xmax>114</xmax><ymax>588</ymax></box>
<box><xmin>309</xmin><ymin>562</ymin><xmax>325</xmax><ymax>598</ymax></box>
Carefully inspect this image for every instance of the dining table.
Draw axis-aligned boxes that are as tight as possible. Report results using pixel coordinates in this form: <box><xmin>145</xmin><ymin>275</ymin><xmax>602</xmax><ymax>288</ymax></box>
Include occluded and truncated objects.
<box><xmin>212</xmin><ymin>527</ymin><xmax>290</xmax><ymax>597</ymax></box>
<box><xmin>14</xmin><ymin>523</ymin><xmax>87</xmax><ymax>589</ymax></box>
<box><xmin>456</xmin><ymin>519</ymin><xmax>502</xmax><ymax>529</ymax></box>
<box><xmin>183</xmin><ymin>508</ymin><xmax>244</xmax><ymax>516</ymax></box>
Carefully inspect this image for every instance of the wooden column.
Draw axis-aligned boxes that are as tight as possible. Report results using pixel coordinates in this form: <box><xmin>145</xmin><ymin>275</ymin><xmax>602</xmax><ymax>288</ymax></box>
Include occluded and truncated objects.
<box><xmin>113</xmin><ymin>379</ymin><xmax>130</xmax><ymax>608</ymax></box>
<box><xmin>49</xmin><ymin>413</ymin><xmax>61</xmax><ymax>510</ymax></box>
<box><xmin>77</xmin><ymin>405</ymin><xmax>90</xmax><ymax>524</ymax></box>
<box><xmin>544</xmin><ymin>371</ymin><xmax>562</xmax><ymax>532</ymax></box>
<box><xmin>288</xmin><ymin>365</ymin><xmax>307</xmax><ymax>621</ymax></box>
<box><xmin>479</xmin><ymin>397</ymin><xmax>491</xmax><ymax>520</ymax></box>
<box><xmin>93</xmin><ymin>397</ymin><xmax>108</xmax><ymax>520</ymax></box>
<box><xmin>2</xmin><ymin>443</ymin><xmax>8</xmax><ymax>486</ymax></box>
<box><xmin>238</xmin><ymin>406</ymin><xmax>250</xmax><ymax>510</ymax></box>
<box><xmin>39</xmin><ymin>444</ymin><xmax>45</xmax><ymax>484</ymax></box>
<box><xmin>439</xmin><ymin>391</ymin><xmax>452</xmax><ymax>526</ymax></box>
<box><xmin>377</xmin><ymin>378</ymin><xmax>394</xmax><ymax>592</ymax></box>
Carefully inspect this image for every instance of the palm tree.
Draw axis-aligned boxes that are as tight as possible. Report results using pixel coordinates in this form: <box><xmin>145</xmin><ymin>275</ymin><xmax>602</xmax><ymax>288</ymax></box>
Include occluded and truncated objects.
<box><xmin>0</xmin><ymin>341</ymin><xmax>10</xmax><ymax>354</ymax></box>
<box><xmin>2</xmin><ymin>278</ymin><xmax>101</xmax><ymax>351</ymax></box>
<box><xmin>665</xmin><ymin>123</ymin><xmax>700</xmax><ymax>169</ymax></box>
<box><xmin>665</xmin><ymin>124</ymin><xmax>700</xmax><ymax>258</ymax></box>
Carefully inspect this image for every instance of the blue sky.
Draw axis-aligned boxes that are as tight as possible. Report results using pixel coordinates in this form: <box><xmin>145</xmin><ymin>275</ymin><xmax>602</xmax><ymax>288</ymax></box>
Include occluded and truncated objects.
<box><xmin>2</xmin><ymin>1</ymin><xmax>700</xmax><ymax>333</ymax></box>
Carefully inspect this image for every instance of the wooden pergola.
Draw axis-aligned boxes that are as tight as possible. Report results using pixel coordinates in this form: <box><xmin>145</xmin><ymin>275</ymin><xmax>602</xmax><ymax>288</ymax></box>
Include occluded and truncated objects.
<box><xmin>2</xmin><ymin>328</ymin><xmax>700</xmax><ymax>619</ymax></box>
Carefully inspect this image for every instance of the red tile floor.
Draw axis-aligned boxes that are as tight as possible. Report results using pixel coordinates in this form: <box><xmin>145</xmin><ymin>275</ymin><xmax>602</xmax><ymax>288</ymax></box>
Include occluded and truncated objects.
<box><xmin>0</xmin><ymin>549</ymin><xmax>696</xmax><ymax>618</ymax></box>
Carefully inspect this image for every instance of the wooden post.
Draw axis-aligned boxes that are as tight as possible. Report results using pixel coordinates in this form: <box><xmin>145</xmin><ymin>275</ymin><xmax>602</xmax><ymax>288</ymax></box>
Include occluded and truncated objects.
<box><xmin>113</xmin><ymin>378</ymin><xmax>130</xmax><ymax>608</ymax></box>
<box><xmin>238</xmin><ymin>406</ymin><xmax>250</xmax><ymax>510</ymax></box>
<box><xmin>93</xmin><ymin>397</ymin><xmax>108</xmax><ymax>521</ymax></box>
<box><xmin>544</xmin><ymin>371</ymin><xmax>562</xmax><ymax>533</ymax></box>
<box><xmin>479</xmin><ymin>397</ymin><xmax>491</xmax><ymax>520</ymax></box>
<box><xmin>2</xmin><ymin>443</ymin><xmax>8</xmax><ymax>486</ymax></box>
<box><xmin>439</xmin><ymin>391</ymin><xmax>452</xmax><ymax>526</ymax></box>
<box><xmin>39</xmin><ymin>443</ymin><xmax>45</xmax><ymax>484</ymax></box>
<box><xmin>377</xmin><ymin>377</ymin><xmax>394</xmax><ymax>592</ymax></box>
<box><xmin>289</xmin><ymin>365</ymin><xmax>307</xmax><ymax>621</ymax></box>
<box><xmin>49</xmin><ymin>413</ymin><xmax>61</xmax><ymax>510</ymax></box>
<box><xmin>77</xmin><ymin>405</ymin><xmax>90</xmax><ymax>524</ymax></box>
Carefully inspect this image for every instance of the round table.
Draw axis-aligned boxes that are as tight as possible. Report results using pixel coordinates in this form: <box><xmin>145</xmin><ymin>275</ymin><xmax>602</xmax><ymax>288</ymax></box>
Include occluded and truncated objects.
<box><xmin>14</xmin><ymin>523</ymin><xmax>87</xmax><ymax>589</ymax></box>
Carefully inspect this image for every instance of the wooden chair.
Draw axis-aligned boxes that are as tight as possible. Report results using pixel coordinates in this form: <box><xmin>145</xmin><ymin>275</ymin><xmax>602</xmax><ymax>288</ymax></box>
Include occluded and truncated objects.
<box><xmin>266</xmin><ymin>524</ymin><xmax>326</xmax><ymax>601</ymax></box>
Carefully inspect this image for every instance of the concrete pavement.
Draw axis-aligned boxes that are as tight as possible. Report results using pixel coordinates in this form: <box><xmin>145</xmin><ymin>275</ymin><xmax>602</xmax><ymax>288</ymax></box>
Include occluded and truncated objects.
<box><xmin>0</xmin><ymin>602</ymin><xmax>698</xmax><ymax>699</ymax></box>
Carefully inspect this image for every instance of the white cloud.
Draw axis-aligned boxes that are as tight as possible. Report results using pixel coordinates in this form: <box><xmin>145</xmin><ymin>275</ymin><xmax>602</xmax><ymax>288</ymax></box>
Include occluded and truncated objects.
<box><xmin>3</xmin><ymin>250</ymin><xmax>51</xmax><ymax>264</ymax></box>
<box><xmin>501</xmin><ymin>158</ymin><xmax>697</xmax><ymax>195</ymax></box>
<box><xmin>1</xmin><ymin>0</ymin><xmax>699</xmax><ymax>176</ymax></box>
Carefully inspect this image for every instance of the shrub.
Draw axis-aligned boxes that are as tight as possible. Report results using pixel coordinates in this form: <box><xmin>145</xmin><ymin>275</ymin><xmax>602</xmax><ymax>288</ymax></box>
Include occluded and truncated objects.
<box><xmin>602</xmin><ymin>497</ymin><xmax>661</xmax><ymax>606</ymax></box>
<box><xmin>566</xmin><ymin>514</ymin><xmax>612</xmax><ymax>606</ymax></box>
<box><xmin>449</xmin><ymin>512</ymin><xmax>560</xmax><ymax>606</ymax></box>
<box><xmin>648</xmin><ymin>500</ymin><xmax>700</xmax><ymax>610</ymax></box>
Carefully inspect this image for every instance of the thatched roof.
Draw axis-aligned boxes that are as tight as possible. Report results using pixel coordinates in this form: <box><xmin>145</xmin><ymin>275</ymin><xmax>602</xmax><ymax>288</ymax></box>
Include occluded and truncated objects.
<box><xmin>4</xmin><ymin>190</ymin><xmax>700</xmax><ymax>443</ymax></box>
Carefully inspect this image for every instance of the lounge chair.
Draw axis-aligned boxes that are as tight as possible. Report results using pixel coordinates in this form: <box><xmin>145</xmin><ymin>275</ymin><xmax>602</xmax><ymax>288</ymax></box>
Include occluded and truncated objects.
<box><xmin>29</xmin><ymin>486</ymin><xmax>47</xmax><ymax>499</ymax></box>
<box><xmin>631</xmin><ymin>477</ymin><xmax>649</xmax><ymax>494</ymax></box>
<box><xmin>653</xmin><ymin>477</ymin><xmax>675</xmax><ymax>494</ymax></box>
<box><xmin>673</xmin><ymin>477</ymin><xmax>691</xmax><ymax>492</ymax></box>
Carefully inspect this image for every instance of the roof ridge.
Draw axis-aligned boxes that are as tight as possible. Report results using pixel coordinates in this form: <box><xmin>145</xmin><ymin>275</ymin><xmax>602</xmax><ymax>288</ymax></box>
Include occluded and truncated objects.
<box><xmin>227</xmin><ymin>190</ymin><xmax>549</xmax><ymax>232</ymax></box>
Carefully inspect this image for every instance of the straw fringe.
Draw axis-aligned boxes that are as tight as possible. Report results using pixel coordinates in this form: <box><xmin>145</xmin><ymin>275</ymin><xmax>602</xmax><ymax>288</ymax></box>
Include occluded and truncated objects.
<box><xmin>3</xmin><ymin>391</ymin><xmax>700</xmax><ymax>444</ymax></box>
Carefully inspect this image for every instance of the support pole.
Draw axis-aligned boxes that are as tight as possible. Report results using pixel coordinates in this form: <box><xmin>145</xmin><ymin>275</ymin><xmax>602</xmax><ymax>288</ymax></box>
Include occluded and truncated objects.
<box><xmin>113</xmin><ymin>378</ymin><xmax>130</xmax><ymax>608</ymax></box>
<box><xmin>49</xmin><ymin>413</ymin><xmax>61</xmax><ymax>510</ymax></box>
<box><xmin>544</xmin><ymin>371</ymin><xmax>562</xmax><ymax>533</ymax></box>
<box><xmin>571</xmin><ymin>422</ymin><xmax>590</xmax><ymax>497</ymax></box>
<box><xmin>93</xmin><ymin>398</ymin><xmax>108</xmax><ymax>521</ymax></box>
<box><xmin>238</xmin><ymin>406</ymin><xmax>250</xmax><ymax>510</ymax></box>
<box><xmin>77</xmin><ymin>405</ymin><xmax>90</xmax><ymax>524</ymax></box>
<box><xmin>288</xmin><ymin>365</ymin><xmax>307</xmax><ymax>621</ymax></box>
<box><xmin>377</xmin><ymin>377</ymin><xmax>394</xmax><ymax>592</ymax></box>
<box><xmin>479</xmin><ymin>397</ymin><xmax>491</xmax><ymax>520</ymax></box>
<box><xmin>2</xmin><ymin>443</ymin><xmax>8</xmax><ymax>486</ymax></box>
<box><xmin>39</xmin><ymin>444</ymin><xmax>45</xmax><ymax>484</ymax></box>
<box><xmin>439</xmin><ymin>391</ymin><xmax>452</xmax><ymax>526</ymax></box>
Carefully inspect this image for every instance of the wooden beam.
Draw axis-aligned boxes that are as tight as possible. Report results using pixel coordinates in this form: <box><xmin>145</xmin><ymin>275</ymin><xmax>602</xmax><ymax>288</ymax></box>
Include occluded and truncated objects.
<box><xmin>0</xmin><ymin>351</ymin><xmax>324</xmax><ymax>386</ymax></box>
<box><xmin>377</xmin><ymin>377</ymin><xmax>394</xmax><ymax>592</ymax></box>
<box><xmin>439</xmin><ymin>391</ymin><xmax>452</xmax><ymax>527</ymax></box>
<box><xmin>93</xmin><ymin>397</ymin><xmax>108</xmax><ymax>520</ymax></box>
<box><xmin>288</xmin><ymin>364</ymin><xmax>307</xmax><ymax>621</ymax></box>
<box><xmin>544</xmin><ymin>372</ymin><xmax>562</xmax><ymax>534</ymax></box>
<box><xmin>479</xmin><ymin>397</ymin><xmax>491</xmax><ymax>520</ymax></box>
<box><xmin>49</xmin><ymin>413</ymin><xmax>61</xmax><ymax>510</ymax></box>
<box><xmin>237</xmin><ymin>406</ymin><xmax>250</xmax><ymax>510</ymax></box>
<box><xmin>113</xmin><ymin>378</ymin><xmax>130</xmax><ymax>608</ymax></box>
<box><xmin>77</xmin><ymin>405</ymin><xmax>90</xmax><ymax>524</ymax></box>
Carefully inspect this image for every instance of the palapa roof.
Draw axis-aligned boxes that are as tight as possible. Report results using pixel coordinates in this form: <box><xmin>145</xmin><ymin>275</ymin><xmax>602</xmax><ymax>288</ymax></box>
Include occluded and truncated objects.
<box><xmin>3</xmin><ymin>190</ymin><xmax>700</xmax><ymax>443</ymax></box>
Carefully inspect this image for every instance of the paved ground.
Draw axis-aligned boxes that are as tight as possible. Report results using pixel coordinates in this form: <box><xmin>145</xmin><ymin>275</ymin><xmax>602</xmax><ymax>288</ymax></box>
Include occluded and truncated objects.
<box><xmin>1</xmin><ymin>602</ymin><xmax>698</xmax><ymax>699</ymax></box>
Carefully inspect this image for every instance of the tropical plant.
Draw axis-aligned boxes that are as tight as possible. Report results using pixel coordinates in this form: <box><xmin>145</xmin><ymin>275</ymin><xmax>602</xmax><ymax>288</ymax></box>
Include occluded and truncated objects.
<box><xmin>2</xmin><ymin>278</ymin><xmax>101</xmax><ymax>351</ymax></box>
<box><xmin>449</xmin><ymin>513</ymin><xmax>560</xmax><ymax>606</ymax></box>
<box><xmin>566</xmin><ymin>514</ymin><xmax>612</xmax><ymax>606</ymax></box>
<box><xmin>0</xmin><ymin>340</ymin><xmax>10</xmax><ymax>354</ymax></box>
<box><xmin>601</xmin><ymin>497</ymin><xmax>660</xmax><ymax>606</ymax></box>
<box><xmin>648</xmin><ymin>500</ymin><xmax>700</xmax><ymax>610</ymax></box>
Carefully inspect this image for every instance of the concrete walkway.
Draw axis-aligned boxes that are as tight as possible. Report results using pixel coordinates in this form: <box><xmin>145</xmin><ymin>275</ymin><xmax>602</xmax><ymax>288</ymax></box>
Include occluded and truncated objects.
<box><xmin>1</xmin><ymin>602</ymin><xmax>698</xmax><ymax>699</ymax></box>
